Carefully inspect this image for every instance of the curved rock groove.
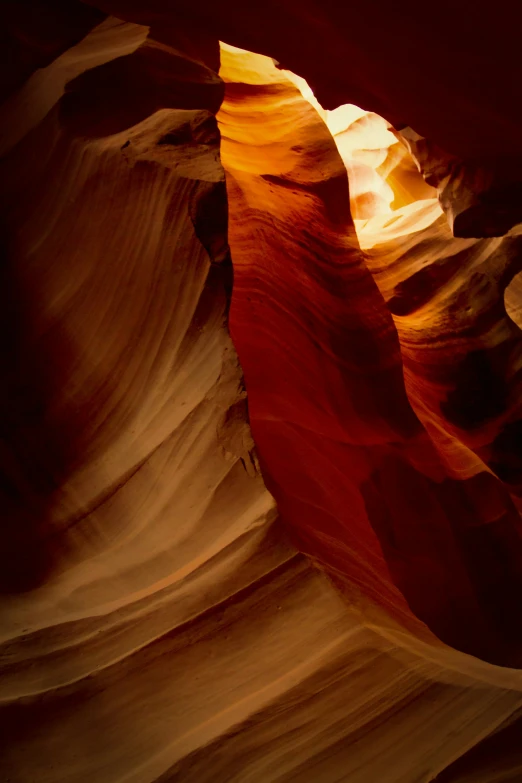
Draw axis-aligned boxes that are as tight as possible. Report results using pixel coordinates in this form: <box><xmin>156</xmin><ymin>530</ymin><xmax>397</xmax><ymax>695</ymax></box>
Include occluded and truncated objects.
<box><xmin>218</xmin><ymin>46</ymin><xmax>522</xmax><ymax>668</ymax></box>
<box><xmin>1</xmin><ymin>7</ymin><xmax>522</xmax><ymax>783</ymax></box>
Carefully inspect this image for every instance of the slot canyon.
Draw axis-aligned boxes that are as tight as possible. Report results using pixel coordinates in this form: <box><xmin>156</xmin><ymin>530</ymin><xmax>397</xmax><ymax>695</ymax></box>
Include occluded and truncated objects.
<box><xmin>2</xmin><ymin>2</ymin><xmax>522</xmax><ymax>780</ymax></box>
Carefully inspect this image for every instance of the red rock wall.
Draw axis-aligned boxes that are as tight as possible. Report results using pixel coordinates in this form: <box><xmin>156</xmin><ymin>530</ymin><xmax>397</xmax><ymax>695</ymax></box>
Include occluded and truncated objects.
<box><xmin>2</xmin><ymin>5</ymin><xmax>522</xmax><ymax>782</ymax></box>
<box><xmin>219</xmin><ymin>48</ymin><xmax>522</xmax><ymax>667</ymax></box>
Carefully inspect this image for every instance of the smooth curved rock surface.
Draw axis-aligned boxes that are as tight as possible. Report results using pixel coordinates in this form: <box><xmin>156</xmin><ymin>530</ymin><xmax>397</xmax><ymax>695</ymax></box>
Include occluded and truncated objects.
<box><xmin>82</xmin><ymin>0</ymin><xmax>522</xmax><ymax>160</ymax></box>
<box><xmin>218</xmin><ymin>45</ymin><xmax>522</xmax><ymax>667</ymax></box>
<box><xmin>82</xmin><ymin>0</ymin><xmax>522</xmax><ymax>243</ymax></box>
<box><xmin>506</xmin><ymin>271</ymin><xmax>522</xmax><ymax>331</ymax></box>
<box><xmin>399</xmin><ymin>128</ymin><xmax>522</xmax><ymax>238</ymax></box>
<box><xmin>2</xmin><ymin>6</ymin><xmax>522</xmax><ymax>783</ymax></box>
<box><xmin>1</xmin><ymin>0</ymin><xmax>106</xmax><ymax>102</ymax></box>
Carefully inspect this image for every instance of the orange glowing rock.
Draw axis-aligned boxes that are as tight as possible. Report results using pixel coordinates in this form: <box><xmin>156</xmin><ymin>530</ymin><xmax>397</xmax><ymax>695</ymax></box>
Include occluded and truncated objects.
<box><xmin>2</xmin><ymin>7</ymin><xmax>522</xmax><ymax>783</ymax></box>
<box><xmin>219</xmin><ymin>45</ymin><xmax>522</xmax><ymax>666</ymax></box>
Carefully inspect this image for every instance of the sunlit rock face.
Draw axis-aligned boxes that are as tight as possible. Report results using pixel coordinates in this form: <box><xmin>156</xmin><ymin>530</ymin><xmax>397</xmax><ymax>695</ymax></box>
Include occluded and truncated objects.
<box><xmin>218</xmin><ymin>45</ymin><xmax>522</xmax><ymax>667</ymax></box>
<box><xmin>2</xmin><ymin>4</ymin><xmax>522</xmax><ymax>783</ymax></box>
<box><xmin>83</xmin><ymin>0</ymin><xmax>522</xmax><ymax>157</ymax></box>
<box><xmin>83</xmin><ymin>0</ymin><xmax>522</xmax><ymax>239</ymax></box>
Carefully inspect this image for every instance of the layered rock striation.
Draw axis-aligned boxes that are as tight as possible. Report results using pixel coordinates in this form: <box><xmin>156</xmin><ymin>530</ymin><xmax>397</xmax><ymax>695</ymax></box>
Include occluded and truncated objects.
<box><xmin>2</xmin><ymin>4</ymin><xmax>522</xmax><ymax>782</ymax></box>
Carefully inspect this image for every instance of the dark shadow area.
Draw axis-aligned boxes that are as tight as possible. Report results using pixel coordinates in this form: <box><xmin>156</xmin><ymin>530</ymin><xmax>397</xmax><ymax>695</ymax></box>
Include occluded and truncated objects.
<box><xmin>362</xmin><ymin>457</ymin><xmax>522</xmax><ymax>666</ymax></box>
<box><xmin>1</xmin><ymin>0</ymin><xmax>105</xmax><ymax>103</ymax></box>
<box><xmin>59</xmin><ymin>41</ymin><xmax>224</xmax><ymax>139</ymax></box>
<box><xmin>0</xmin><ymin>225</ymin><xmax>78</xmax><ymax>592</ymax></box>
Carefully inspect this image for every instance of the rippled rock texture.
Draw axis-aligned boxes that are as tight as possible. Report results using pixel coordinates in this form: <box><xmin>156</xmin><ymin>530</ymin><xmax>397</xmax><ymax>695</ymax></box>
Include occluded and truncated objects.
<box><xmin>2</xmin><ymin>4</ymin><xmax>522</xmax><ymax>782</ymax></box>
<box><xmin>219</xmin><ymin>46</ymin><xmax>522</xmax><ymax>666</ymax></box>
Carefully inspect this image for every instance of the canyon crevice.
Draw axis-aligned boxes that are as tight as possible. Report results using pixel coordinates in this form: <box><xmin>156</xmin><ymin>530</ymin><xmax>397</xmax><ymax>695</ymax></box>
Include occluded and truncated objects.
<box><xmin>2</xmin><ymin>4</ymin><xmax>522</xmax><ymax>782</ymax></box>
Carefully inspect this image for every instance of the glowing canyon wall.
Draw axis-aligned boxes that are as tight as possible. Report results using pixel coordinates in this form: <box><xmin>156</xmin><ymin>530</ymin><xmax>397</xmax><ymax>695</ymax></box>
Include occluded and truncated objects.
<box><xmin>2</xmin><ymin>3</ymin><xmax>522</xmax><ymax>781</ymax></box>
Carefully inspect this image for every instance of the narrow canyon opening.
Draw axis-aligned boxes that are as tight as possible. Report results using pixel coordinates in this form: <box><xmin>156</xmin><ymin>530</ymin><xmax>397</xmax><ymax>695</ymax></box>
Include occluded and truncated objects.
<box><xmin>2</xmin><ymin>11</ymin><xmax>522</xmax><ymax>783</ymax></box>
<box><xmin>217</xmin><ymin>43</ymin><xmax>522</xmax><ymax>667</ymax></box>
